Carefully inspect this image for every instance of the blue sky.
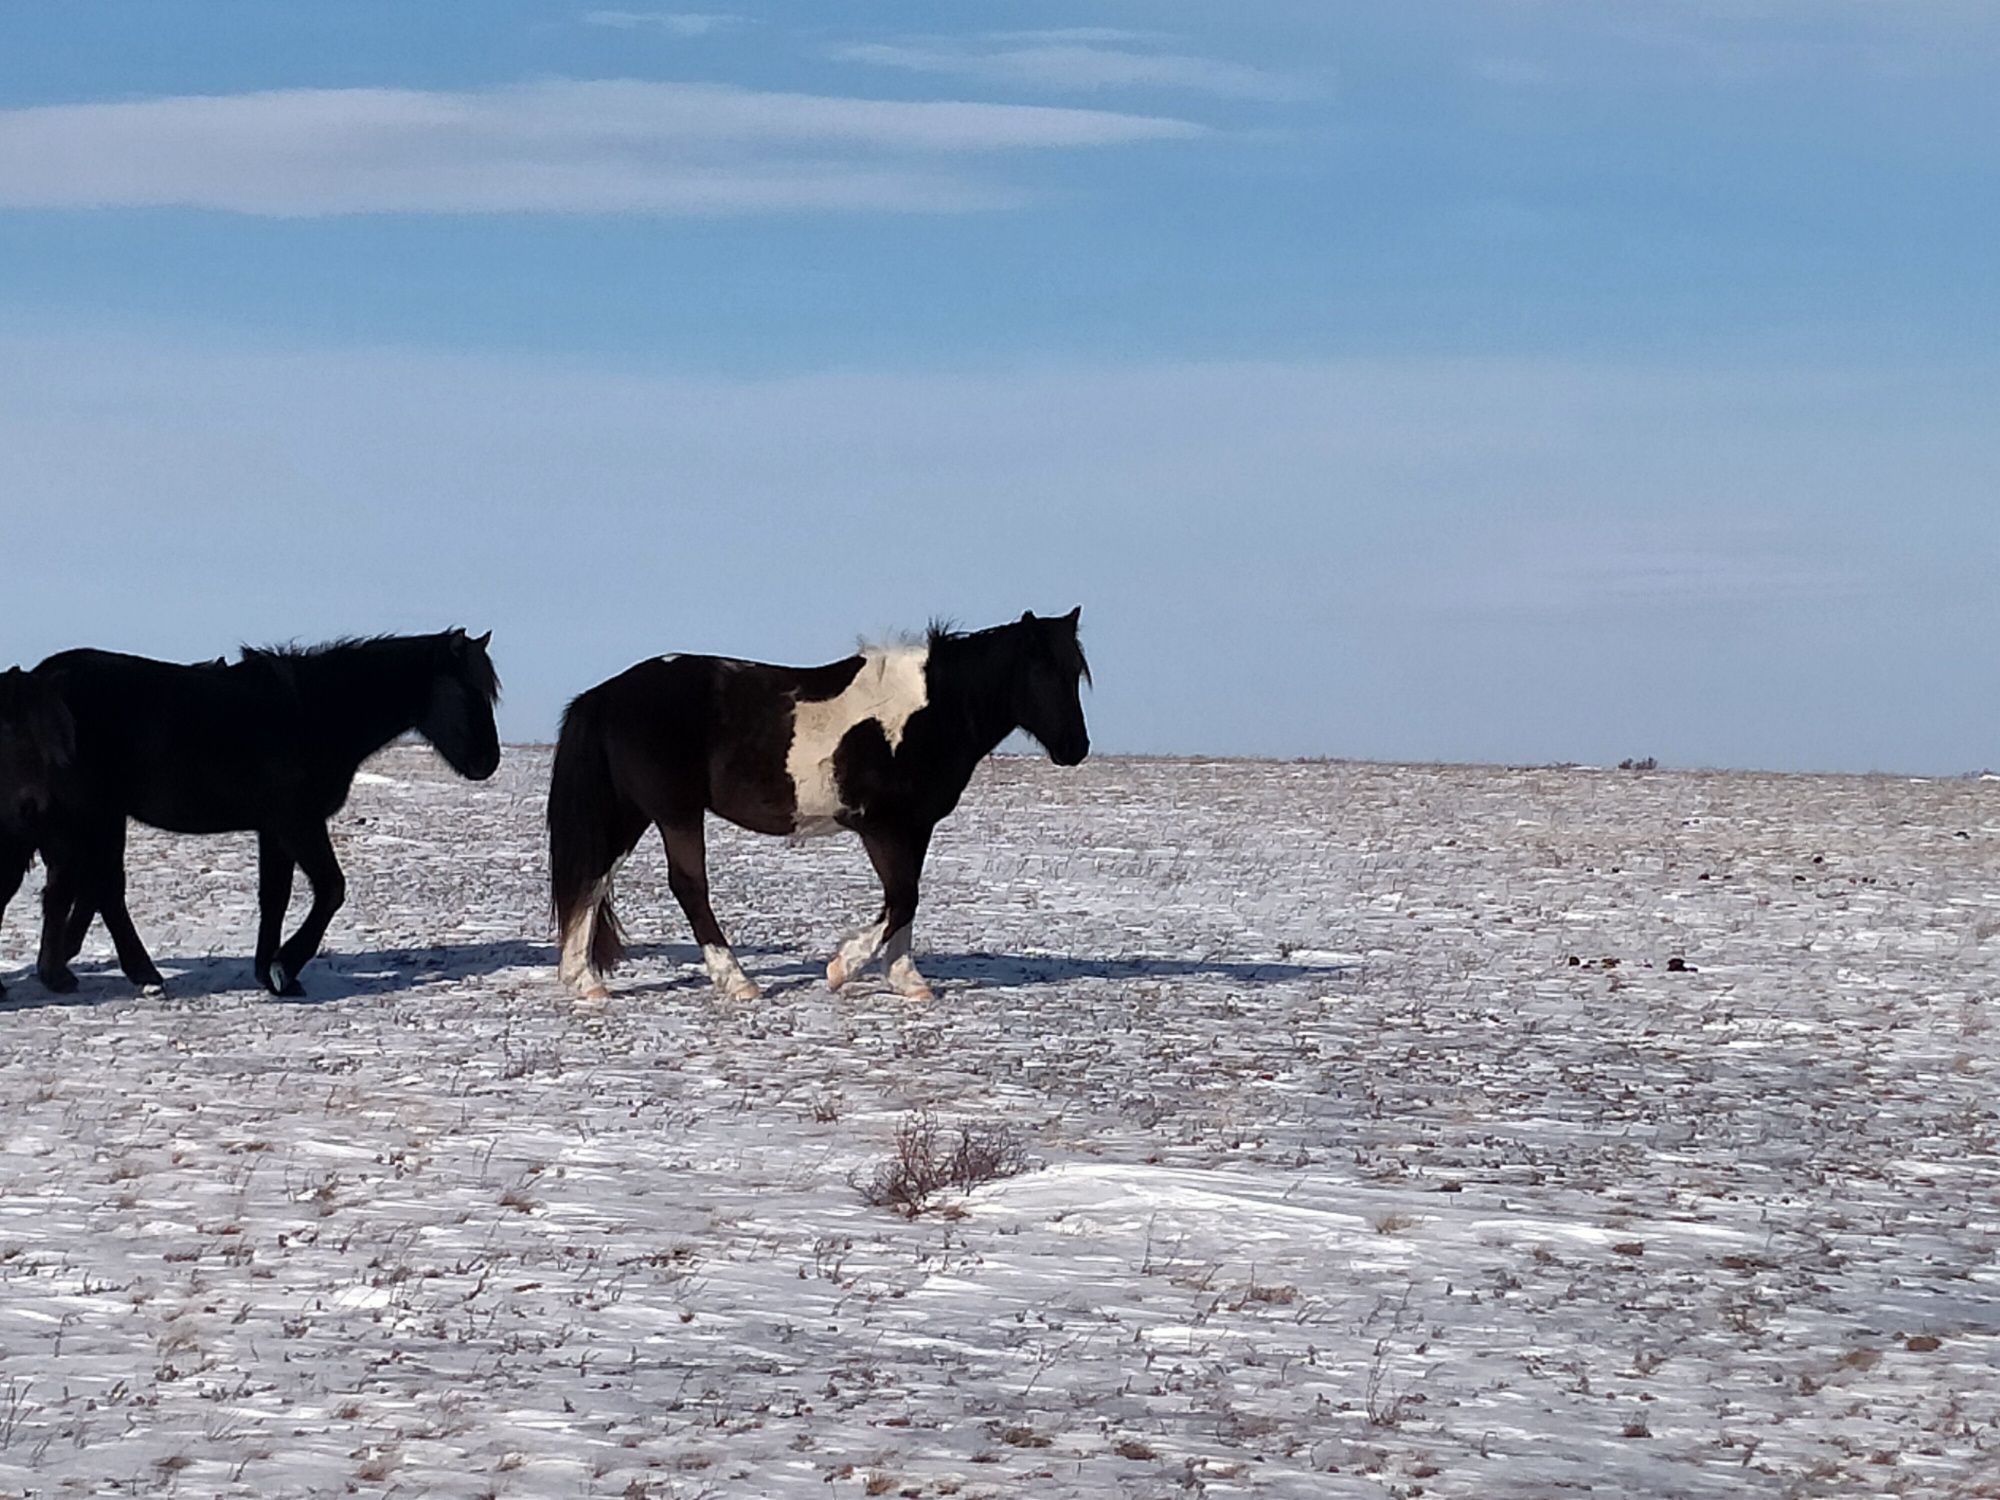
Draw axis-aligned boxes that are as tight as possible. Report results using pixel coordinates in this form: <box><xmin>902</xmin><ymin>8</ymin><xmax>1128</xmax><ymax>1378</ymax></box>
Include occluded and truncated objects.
<box><xmin>1</xmin><ymin>2</ymin><xmax>1995</xmax><ymax>771</ymax></box>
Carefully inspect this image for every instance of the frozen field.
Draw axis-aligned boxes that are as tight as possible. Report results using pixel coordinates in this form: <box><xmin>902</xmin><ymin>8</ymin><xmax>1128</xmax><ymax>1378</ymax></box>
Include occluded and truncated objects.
<box><xmin>2</xmin><ymin>747</ymin><xmax>1998</xmax><ymax>1498</ymax></box>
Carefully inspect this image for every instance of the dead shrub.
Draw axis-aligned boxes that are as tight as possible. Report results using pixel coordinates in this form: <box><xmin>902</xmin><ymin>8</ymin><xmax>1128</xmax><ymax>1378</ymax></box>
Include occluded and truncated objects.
<box><xmin>853</xmin><ymin>1111</ymin><xmax>1031</xmax><ymax>1218</ymax></box>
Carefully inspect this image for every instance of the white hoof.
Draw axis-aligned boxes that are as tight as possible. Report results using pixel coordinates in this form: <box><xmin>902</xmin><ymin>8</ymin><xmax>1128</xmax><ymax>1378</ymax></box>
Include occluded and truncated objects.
<box><xmin>139</xmin><ymin>982</ymin><xmax>166</xmax><ymax>999</ymax></box>
<box><xmin>826</xmin><ymin>956</ymin><xmax>849</xmax><ymax>991</ymax></box>
<box><xmin>723</xmin><ymin>977</ymin><xmax>761</xmax><ymax>1003</ymax></box>
<box><xmin>579</xmin><ymin>981</ymin><xmax>611</xmax><ymax>1003</ymax></box>
<box><xmin>894</xmin><ymin>982</ymin><xmax>934</xmax><ymax>1003</ymax></box>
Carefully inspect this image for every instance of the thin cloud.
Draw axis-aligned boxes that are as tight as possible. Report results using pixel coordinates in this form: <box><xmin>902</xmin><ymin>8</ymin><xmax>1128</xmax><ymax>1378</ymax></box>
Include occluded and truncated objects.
<box><xmin>983</xmin><ymin>28</ymin><xmax>1174</xmax><ymax>46</ymax></box>
<box><xmin>0</xmin><ymin>80</ymin><xmax>1202</xmax><ymax>217</ymax></box>
<box><xmin>834</xmin><ymin>39</ymin><xmax>1310</xmax><ymax>102</ymax></box>
<box><xmin>583</xmin><ymin>11</ymin><xmax>747</xmax><ymax>38</ymax></box>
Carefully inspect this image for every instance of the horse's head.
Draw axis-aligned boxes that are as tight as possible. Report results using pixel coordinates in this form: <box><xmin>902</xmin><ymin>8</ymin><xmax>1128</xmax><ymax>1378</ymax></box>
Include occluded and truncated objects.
<box><xmin>1012</xmin><ymin>607</ymin><xmax>1091</xmax><ymax>767</ymax></box>
<box><xmin>417</xmin><ymin>629</ymin><xmax>502</xmax><ymax>781</ymax></box>
<box><xmin>0</xmin><ymin>666</ymin><xmax>75</xmax><ymax>831</ymax></box>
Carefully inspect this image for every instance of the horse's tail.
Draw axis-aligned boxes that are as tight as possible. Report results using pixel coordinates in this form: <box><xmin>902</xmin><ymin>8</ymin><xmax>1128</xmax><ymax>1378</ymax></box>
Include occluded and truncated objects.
<box><xmin>548</xmin><ymin>687</ymin><xmax>628</xmax><ymax>987</ymax></box>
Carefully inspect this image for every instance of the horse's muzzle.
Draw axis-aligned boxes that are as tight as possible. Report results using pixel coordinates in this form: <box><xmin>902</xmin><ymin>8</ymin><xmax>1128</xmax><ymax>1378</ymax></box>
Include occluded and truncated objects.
<box><xmin>1052</xmin><ymin>737</ymin><xmax>1090</xmax><ymax>767</ymax></box>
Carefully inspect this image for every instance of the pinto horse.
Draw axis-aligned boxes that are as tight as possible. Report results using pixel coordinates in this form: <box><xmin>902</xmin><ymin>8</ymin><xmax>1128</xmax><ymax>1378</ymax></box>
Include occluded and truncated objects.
<box><xmin>0</xmin><ymin>668</ymin><xmax>75</xmax><ymax>997</ymax></box>
<box><xmin>0</xmin><ymin>631</ymin><xmax>500</xmax><ymax>997</ymax></box>
<box><xmin>549</xmin><ymin>609</ymin><xmax>1090</xmax><ymax>1002</ymax></box>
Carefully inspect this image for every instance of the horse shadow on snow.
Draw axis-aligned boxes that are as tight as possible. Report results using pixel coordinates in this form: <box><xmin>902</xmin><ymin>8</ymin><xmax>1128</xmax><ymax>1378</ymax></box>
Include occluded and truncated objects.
<box><xmin>2</xmin><ymin>941</ymin><xmax>1355</xmax><ymax>1007</ymax></box>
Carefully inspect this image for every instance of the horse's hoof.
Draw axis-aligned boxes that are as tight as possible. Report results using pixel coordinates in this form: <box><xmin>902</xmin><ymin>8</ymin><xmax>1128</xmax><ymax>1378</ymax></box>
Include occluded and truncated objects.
<box><xmin>724</xmin><ymin>977</ymin><xmax>761</xmax><ymax>1003</ymax></box>
<box><xmin>265</xmin><ymin>963</ymin><xmax>303</xmax><ymax>998</ymax></box>
<box><xmin>138</xmin><ymin>982</ymin><xmax>166</xmax><ymax>999</ymax></box>
<box><xmin>39</xmin><ymin>968</ymin><xmax>78</xmax><ymax>995</ymax></box>
<box><xmin>579</xmin><ymin>982</ymin><xmax>611</xmax><ymax>1003</ymax></box>
<box><xmin>825</xmin><ymin>957</ymin><xmax>848</xmax><ymax>991</ymax></box>
<box><xmin>894</xmin><ymin>982</ymin><xmax>935</xmax><ymax>1003</ymax></box>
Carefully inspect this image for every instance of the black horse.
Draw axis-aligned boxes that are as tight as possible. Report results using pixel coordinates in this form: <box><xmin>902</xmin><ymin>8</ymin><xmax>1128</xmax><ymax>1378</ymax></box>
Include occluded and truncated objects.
<box><xmin>0</xmin><ymin>630</ymin><xmax>501</xmax><ymax>998</ymax></box>
<box><xmin>549</xmin><ymin>609</ymin><xmax>1090</xmax><ymax>1002</ymax></box>
<box><xmin>0</xmin><ymin>668</ymin><xmax>75</xmax><ymax>997</ymax></box>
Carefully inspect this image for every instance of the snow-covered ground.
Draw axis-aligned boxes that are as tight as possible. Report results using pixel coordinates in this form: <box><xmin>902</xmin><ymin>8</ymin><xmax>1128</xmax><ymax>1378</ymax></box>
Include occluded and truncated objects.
<box><xmin>2</xmin><ymin>748</ymin><xmax>1998</xmax><ymax>1498</ymax></box>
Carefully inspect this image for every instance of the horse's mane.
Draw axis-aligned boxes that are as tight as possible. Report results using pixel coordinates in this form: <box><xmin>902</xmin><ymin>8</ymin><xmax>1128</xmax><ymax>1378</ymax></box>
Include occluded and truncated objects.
<box><xmin>925</xmin><ymin>615</ymin><xmax>1090</xmax><ymax>686</ymax></box>
<box><xmin>241</xmin><ymin>631</ymin><xmax>501</xmax><ymax>705</ymax></box>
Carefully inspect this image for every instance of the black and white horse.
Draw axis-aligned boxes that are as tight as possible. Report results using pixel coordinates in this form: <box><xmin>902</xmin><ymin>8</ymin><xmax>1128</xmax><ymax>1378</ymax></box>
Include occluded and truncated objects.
<box><xmin>548</xmin><ymin>609</ymin><xmax>1090</xmax><ymax>1002</ymax></box>
<box><xmin>0</xmin><ymin>631</ymin><xmax>501</xmax><ymax>997</ymax></box>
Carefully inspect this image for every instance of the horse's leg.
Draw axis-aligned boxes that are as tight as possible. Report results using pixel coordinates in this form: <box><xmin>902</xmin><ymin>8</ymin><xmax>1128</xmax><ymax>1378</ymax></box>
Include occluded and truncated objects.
<box><xmin>35</xmin><ymin>853</ymin><xmax>82</xmax><ymax>993</ymax></box>
<box><xmin>253</xmin><ymin>831</ymin><xmax>296</xmax><ymax>995</ymax></box>
<box><xmin>61</xmin><ymin>891</ymin><xmax>95</xmax><ymax>962</ymax></box>
<box><xmin>0</xmin><ymin>830</ymin><xmax>30</xmax><ymax>996</ymax></box>
<box><xmin>85</xmin><ymin>820</ymin><xmax>166</xmax><ymax>994</ymax></box>
<box><xmin>660</xmin><ymin>820</ymin><xmax>758</xmax><ymax>1002</ymax></box>
<box><xmin>268</xmin><ymin>821</ymin><xmax>344</xmax><ymax>997</ymax></box>
<box><xmin>831</xmin><ymin>824</ymin><xmax>933</xmax><ymax>1000</ymax></box>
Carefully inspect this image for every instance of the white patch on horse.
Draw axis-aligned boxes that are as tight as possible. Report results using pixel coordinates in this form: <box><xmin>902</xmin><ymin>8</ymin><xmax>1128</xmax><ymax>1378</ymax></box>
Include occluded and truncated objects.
<box><xmin>883</xmin><ymin>925</ymin><xmax>932</xmax><ymax>1000</ymax></box>
<box><xmin>703</xmin><ymin>943</ymin><xmax>759</xmax><ymax>1001</ymax></box>
<box><xmin>559</xmin><ymin>853</ymin><xmax>627</xmax><ymax>995</ymax></box>
<box><xmin>785</xmin><ymin>646</ymin><xmax>928</xmax><ymax>834</ymax></box>
<box><xmin>557</xmin><ymin>874</ymin><xmax>609</xmax><ymax>989</ymax></box>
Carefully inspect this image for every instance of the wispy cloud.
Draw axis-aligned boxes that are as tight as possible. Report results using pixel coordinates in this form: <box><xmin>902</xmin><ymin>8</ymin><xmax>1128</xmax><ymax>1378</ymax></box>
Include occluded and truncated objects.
<box><xmin>834</xmin><ymin>38</ymin><xmax>1309</xmax><ymax>102</ymax></box>
<box><xmin>0</xmin><ymin>81</ymin><xmax>1202</xmax><ymax>217</ymax></box>
<box><xmin>583</xmin><ymin>11</ymin><xmax>747</xmax><ymax>38</ymax></box>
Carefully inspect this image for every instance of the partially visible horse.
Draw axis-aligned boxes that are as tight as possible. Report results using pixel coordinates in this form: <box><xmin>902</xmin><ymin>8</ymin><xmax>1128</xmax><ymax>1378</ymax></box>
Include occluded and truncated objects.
<box><xmin>0</xmin><ymin>667</ymin><xmax>75</xmax><ymax>997</ymax></box>
<box><xmin>548</xmin><ymin>608</ymin><xmax>1090</xmax><ymax>1002</ymax></box>
<box><xmin>0</xmin><ymin>630</ymin><xmax>501</xmax><ymax>997</ymax></box>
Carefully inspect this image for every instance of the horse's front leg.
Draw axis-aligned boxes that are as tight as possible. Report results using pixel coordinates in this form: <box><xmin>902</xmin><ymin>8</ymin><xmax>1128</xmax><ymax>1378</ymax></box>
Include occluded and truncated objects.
<box><xmin>254</xmin><ymin>831</ymin><xmax>297</xmax><ymax>994</ymax></box>
<box><xmin>831</xmin><ymin>823</ymin><xmax>934</xmax><ymax>1000</ymax></box>
<box><xmin>267</xmin><ymin>822</ymin><xmax>345</xmax><ymax>997</ymax></box>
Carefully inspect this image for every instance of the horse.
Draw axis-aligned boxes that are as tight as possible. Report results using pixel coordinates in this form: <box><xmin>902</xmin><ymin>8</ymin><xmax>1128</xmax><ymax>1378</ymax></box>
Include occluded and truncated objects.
<box><xmin>0</xmin><ymin>630</ymin><xmax>501</xmax><ymax>998</ymax></box>
<box><xmin>0</xmin><ymin>667</ymin><xmax>76</xmax><ymax>997</ymax></box>
<box><xmin>548</xmin><ymin>608</ymin><xmax>1090</xmax><ymax>1003</ymax></box>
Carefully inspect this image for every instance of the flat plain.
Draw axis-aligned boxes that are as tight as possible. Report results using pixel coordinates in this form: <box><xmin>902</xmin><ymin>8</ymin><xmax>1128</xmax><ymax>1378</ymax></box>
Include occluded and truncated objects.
<box><xmin>2</xmin><ymin>747</ymin><xmax>1997</xmax><ymax>1498</ymax></box>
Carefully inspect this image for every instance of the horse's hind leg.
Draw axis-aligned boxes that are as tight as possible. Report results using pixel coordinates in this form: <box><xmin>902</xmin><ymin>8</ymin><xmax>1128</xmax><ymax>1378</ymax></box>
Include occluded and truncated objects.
<box><xmin>660</xmin><ymin>820</ymin><xmax>758</xmax><ymax>1002</ymax></box>
<box><xmin>34</xmin><ymin>857</ymin><xmax>81</xmax><ymax>993</ymax></box>
<box><xmin>0</xmin><ymin>830</ymin><xmax>31</xmax><ymax>995</ymax></box>
<box><xmin>61</xmin><ymin>893</ymin><xmax>95</xmax><ymax>962</ymax></box>
<box><xmin>83</xmin><ymin>821</ymin><xmax>165</xmax><ymax>994</ymax></box>
<box><xmin>40</xmin><ymin>820</ymin><xmax>164</xmax><ymax>995</ymax></box>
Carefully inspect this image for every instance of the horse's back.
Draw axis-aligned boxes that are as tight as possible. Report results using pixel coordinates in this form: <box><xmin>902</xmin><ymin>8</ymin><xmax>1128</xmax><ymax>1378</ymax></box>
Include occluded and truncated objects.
<box><xmin>585</xmin><ymin>651</ymin><xmax>862</xmax><ymax>835</ymax></box>
<box><xmin>35</xmin><ymin>649</ymin><xmax>300</xmax><ymax>832</ymax></box>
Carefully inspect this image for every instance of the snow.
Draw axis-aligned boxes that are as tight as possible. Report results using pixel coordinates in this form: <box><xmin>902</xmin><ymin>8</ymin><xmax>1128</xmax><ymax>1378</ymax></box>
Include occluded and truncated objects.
<box><xmin>2</xmin><ymin>748</ymin><xmax>1998</xmax><ymax>1497</ymax></box>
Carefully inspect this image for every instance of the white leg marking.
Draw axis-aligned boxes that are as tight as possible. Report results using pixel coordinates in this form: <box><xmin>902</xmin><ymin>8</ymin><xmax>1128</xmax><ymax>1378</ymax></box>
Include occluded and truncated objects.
<box><xmin>883</xmin><ymin>924</ymin><xmax>932</xmax><ymax>1002</ymax></box>
<box><xmin>703</xmin><ymin>943</ymin><xmax>760</xmax><ymax>1002</ymax></box>
<box><xmin>827</xmin><ymin>919</ymin><xmax>887</xmax><ymax>990</ymax></box>
<box><xmin>559</xmin><ymin>875</ymin><xmax>609</xmax><ymax>995</ymax></box>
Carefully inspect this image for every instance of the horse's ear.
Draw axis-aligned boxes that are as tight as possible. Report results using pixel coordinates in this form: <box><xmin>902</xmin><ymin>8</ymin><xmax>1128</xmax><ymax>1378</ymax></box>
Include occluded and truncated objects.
<box><xmin>471</xmin><ymin>630</ymin><xmax>492</xmax><ymax>650</ymax></box>
<box><xmin>1020</xmin><ymin>610</ymin><xmax>1036</xmax><ymax>623</ymax></box>
<box><xmin>1063</xmin><ymin>606</ymin><xmax>1081</xmax><ymax>627</ymax></box>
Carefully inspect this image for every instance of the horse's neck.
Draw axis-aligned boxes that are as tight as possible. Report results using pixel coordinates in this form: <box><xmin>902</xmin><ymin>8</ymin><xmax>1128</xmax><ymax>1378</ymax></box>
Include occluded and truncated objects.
<box><xmin>291</xmin><ymin>657</ymin><xmax>428</xmax><ymax>772</ymax></box>
<box><xmin>926</xmin><ymin>638</ymin><xmax>1020</xmax><ymax>766</ymax></box>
